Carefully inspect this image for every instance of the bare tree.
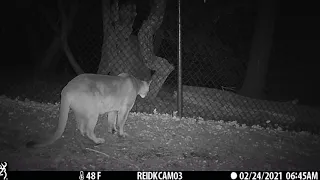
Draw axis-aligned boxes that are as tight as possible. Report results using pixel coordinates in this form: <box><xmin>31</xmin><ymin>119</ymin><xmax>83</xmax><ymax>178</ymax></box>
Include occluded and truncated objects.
<box><xmin>98</xmin><ymin>0</ymin><xmax>151</xmax><ymax>80</ymax></box>
<box><xmin>36</xmin><ymin>0</ymin><xmax>84</xmax><ymax>75</ymax></box>
<box><xmin>138</xmin><ymin>0</ymin><xmax>174</xmax><ymax>99</ymax></box>
<box><xmin>98</xmin><ymin>0</ymin><xmax>174</xmax><ymax>99</ymax></box>
<box><xmin>238</xmin><ymin>0</ymin><xmax>276</xmax><ymax>99</ymax></box>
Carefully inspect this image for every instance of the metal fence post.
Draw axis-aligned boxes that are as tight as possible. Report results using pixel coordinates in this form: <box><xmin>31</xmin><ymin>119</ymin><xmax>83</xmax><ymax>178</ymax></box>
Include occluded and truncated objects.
<box><xmin>177</xmin><ymin>0</ymin><xmax>183</xmax><ymax>119</ymax></box>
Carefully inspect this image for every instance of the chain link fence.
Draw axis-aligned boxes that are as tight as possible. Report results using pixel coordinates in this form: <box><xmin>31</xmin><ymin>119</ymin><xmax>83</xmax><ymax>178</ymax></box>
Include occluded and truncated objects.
<box><xmin>1</xmin><ymin>0</ymin><xmax>320</xmax><ymax>134</ymax></box>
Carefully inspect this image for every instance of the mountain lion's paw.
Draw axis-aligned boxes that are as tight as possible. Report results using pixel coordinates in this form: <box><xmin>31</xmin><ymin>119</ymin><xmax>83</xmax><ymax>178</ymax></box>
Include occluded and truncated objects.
<box><xmin>96</xmin><ymin>138</ymin><xmax>105</xmax><ymax>144</ymax></box>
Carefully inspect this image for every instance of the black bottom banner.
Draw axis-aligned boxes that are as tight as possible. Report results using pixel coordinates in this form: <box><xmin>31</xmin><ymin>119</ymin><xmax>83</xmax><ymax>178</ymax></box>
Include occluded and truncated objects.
<box><xmin>8</xmin><ymin>171</ymin><xmax>320</xmax><ymax>180</ymax></box>
<box><xmin>9</xmin><ymin>171</ymin><xmax>226</xmax><ymax>180</ymax></box>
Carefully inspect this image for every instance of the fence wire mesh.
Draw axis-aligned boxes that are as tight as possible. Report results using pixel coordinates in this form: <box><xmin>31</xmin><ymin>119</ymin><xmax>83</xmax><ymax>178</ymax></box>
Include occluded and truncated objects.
<box><xmin>0</xmin><ymin>0</ymin><xmax>320</xmax><ymax>135</ymax></box>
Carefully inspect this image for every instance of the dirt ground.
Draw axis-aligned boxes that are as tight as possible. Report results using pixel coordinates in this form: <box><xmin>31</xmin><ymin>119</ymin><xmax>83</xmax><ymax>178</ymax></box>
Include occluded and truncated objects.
<box><xmin>0</xmin><ymin>95</ymin><xmax>319</xmax><ymax>171</ymax></box>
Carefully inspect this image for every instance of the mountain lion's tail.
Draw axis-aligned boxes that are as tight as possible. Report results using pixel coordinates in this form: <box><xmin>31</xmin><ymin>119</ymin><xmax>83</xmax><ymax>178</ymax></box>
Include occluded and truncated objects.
<box><xmin>26</xmin><ymin>94</ymin><xmax>72</xmax><ymax>148</ymax></box>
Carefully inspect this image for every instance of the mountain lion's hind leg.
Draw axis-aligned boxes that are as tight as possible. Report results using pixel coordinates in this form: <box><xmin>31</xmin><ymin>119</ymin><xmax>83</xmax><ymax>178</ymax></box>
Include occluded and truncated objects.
<box><xmin>85</xmin><ymin>114</ymin><xmax>105</xmax><ymax>144</ymax></box>
<box><xmin>75</xmin><ymin>113</ymin><xmax>87</xmax><ymax>136</ymax></box>
<box><xmin>107</xmin><ymin>111</ymin><xmax>117</xmax><ymax>134</ymax></box>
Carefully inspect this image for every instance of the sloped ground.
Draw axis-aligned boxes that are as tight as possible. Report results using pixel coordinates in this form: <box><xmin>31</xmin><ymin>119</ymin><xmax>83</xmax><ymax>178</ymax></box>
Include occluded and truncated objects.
<box><xmin>0</xmin><ymin>96</ymin><xmax>319</xmax><ymax>171</ymax></box>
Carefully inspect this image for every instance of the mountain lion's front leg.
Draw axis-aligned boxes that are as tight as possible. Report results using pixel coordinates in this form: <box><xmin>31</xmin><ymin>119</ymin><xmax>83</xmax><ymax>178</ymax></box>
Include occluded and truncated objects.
<box><xmin>107</xmin><ymin>111</ymin><xmax>117</xmax><ymax>134</ymax></box>
<box><xmin>117</xmin><ymin>106</ymin><xmax>132</xmax><ymax>137</ymax></box>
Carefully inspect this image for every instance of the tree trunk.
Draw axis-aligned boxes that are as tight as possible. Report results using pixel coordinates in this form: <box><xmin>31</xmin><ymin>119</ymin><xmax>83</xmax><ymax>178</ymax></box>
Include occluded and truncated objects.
<box><xmin>36</xmin><ymin>0</ymin><xmax>84</xmax><ymax>76</ymax></box>
<box><xmin>58</xmin><ymin>0</ymin><xmax>84</xmax><ymax>75</ymax></box>
<box><xmin>138</xmin><ymin>0</ymin><xmax>174</xmax><ymax>99</ymax></box>
<box><xmin>238</xmin><ymin>0</ymin><xmax>276</xmax><ymax>99</ymax></box>
<box><xmin>38</xmin><ymin>36</ymin><xmax>63</xmax><ymax>72</ymax></box>
<box><xmin>98</xmin><ymin>0</ymin><xmax>173</xmax><ymax>99</ymax></box>
<box><xmin>25</xmin><ymin>22</ymin><xmax>49</xmax><ymax>72</ymax></box>
<box><xmin>98</xmin><ymin>0</ymin><xmax>151</xmax><ymax>81</ymax></box>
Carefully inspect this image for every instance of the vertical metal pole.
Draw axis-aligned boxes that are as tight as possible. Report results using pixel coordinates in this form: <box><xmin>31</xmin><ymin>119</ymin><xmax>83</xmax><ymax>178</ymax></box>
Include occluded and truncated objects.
<box><xmin>177</xmin><ymin>0</ymin><xmax>183</xmax><ymax>119</ymax></box>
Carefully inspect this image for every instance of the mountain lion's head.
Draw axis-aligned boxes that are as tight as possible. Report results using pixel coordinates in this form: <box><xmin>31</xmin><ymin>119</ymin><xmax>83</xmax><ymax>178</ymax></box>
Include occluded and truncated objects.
<box><xmin>138</xmin><ymin>80</ymin><xmax>152</xmax><ymax>98</ymax></box>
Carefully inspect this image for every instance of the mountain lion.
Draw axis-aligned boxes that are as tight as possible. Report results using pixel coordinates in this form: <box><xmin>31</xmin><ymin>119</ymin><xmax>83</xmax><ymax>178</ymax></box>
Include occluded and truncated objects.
<box><xmin>26</xmin><ymin>73</ymin><xmax>151</xmax><ymax>148</ymax></box>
